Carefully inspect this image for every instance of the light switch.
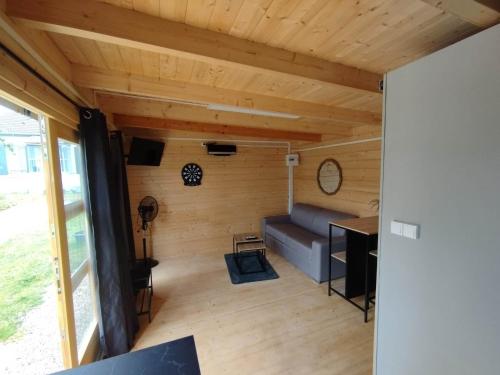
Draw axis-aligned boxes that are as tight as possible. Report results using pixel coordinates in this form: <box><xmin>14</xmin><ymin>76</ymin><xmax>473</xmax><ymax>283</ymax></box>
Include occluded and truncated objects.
<box><xmin>403</xmin><ymin>223</ymin><xmax>419</xmax><ymax>239</ymax></box>
<box><xmin>390</xmin><ymin>220</ymin><xmax>404</xmax><ymax>235</ymax></box>
<box><xmin>391</xmin><ymin>220</ymin><xmax>420</xmax><ymax>239</ymax></box>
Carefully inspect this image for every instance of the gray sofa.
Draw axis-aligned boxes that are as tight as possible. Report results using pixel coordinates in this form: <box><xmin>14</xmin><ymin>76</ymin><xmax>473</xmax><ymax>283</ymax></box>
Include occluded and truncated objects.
<box><xmin>262</xmin><ymin>203</ymin><xmax>356</xmax><ymax>283</ymax></box>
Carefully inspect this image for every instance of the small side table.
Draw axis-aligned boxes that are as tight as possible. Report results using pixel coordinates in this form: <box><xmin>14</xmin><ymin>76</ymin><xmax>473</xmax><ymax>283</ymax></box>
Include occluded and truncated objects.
<box><xmin>233</xmin><ymin>233</ymin><xmax>266</xmax><ymax>274</ymax></box>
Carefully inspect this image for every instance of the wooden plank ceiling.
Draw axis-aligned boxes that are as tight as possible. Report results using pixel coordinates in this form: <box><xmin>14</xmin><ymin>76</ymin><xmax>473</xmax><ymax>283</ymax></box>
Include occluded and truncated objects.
<box><xmin>4</xmin><ymin>0</ymin><xmax>497</xmax><ymax>143</ymax></box>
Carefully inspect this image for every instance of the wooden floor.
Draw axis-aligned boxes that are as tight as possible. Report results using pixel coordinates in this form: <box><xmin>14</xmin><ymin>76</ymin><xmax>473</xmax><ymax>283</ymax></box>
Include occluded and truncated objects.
<box><xmin>133</xmin><ymin>250</ymin><xmax>374</xmax><ymax>374</ymax></box>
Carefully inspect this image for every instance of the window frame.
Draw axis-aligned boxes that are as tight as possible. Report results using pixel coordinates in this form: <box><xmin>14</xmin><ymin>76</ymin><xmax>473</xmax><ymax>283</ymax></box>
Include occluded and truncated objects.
<box><xmin>45</xmin><ymin>118</ymin><xmax>99</xmax><ymax>367</ymax></box>
<box><xmin>26</xmin><ymin>143</ymin><xmax>42</xmax><ymax>172</ymax></box>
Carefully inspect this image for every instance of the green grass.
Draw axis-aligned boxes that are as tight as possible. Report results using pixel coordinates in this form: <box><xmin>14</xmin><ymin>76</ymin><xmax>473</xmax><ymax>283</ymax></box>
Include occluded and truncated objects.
<box><xmin>0</xmin><ymin>191</ymin><xmax>90</xmax><ymax>342</ymax></box>
<box><xmin>0</xmin><ymin>224</ymin><xmax>89</xmax><ymax>342</ymax></box>
<box><xmin>66</xmin><ymin>214</ymin><xmax>89</xmax><ymax>273</ymax></box>
<box><xmin>0</xmin><ymin>231</ymin><xmax>52</xmax><ymax>341</ymax></box>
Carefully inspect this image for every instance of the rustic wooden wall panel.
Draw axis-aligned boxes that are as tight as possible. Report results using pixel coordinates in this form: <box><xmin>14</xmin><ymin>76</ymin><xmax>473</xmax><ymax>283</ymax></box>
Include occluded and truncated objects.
<box><xmin>127</xmin><ymin>140</ymin><xmax>288</xmax><ymax>259</ymax></box>
<box><xmin>294</xmin><ymin>140</ymin><xmax>382</xmax><ymax>218</ymax></box>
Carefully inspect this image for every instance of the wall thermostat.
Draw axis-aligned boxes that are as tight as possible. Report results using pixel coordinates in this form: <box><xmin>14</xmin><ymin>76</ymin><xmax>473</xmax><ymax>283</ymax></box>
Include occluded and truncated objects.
<box><xmin>286</xmin><ymin>153</ymin><xmax>299</xmax><ymax>166</ymax></box>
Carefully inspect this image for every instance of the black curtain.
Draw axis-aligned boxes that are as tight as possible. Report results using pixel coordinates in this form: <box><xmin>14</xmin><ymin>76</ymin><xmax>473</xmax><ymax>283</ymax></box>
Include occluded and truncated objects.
<box><xmin>110</xmin><ymin>131</ymin><xmax>137</xmax><ymax>265</ymax></box>
<box><xmin>79</xmin><ymin>108</ymin><xmax>138</xmax><ymax>357</ymax></box>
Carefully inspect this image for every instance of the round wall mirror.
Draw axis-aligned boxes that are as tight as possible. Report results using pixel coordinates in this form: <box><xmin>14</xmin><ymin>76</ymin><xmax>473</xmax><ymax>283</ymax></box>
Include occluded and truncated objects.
<box><xmin>317</xmin><ymin>159</ymin><xmax>342</xmax><ymax>195</ymax></box>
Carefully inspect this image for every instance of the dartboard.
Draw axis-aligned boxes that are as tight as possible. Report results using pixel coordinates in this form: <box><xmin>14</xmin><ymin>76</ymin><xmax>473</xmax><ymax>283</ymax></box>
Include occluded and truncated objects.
<box><xmin>181</xmin><ymin>163</ymin><xmax>203</xmax><ymax>186</ymax></box>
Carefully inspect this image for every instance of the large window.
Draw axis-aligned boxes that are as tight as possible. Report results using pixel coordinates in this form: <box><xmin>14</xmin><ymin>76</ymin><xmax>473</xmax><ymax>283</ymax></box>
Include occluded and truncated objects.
<box><xmin>0</xmin><ymin>143</ymin><xmax>7</xmax><ymax>175</ymax></box>
<box><xmin>59</xmin><ymin>142</ymin><xmax>76</xmax><ymax>174</ymax></box>
<box><xmin>26</xmin><ymin>144</ymin><xmax>42</xmax><ymax>172</ymax></box>
<box><xmin>0</xmin><ymin>102</ymin><xmax>64</xmax><ymax>375</ymax></box>
<box><xmin>58</xmin><ymin>138</ymin><xmax>96</xmax><ymax>353</ymax></box>
<box><xmin>1</xmin><ymin>82</ymin><xmax>99</xmax><ymax>371</ymax></box>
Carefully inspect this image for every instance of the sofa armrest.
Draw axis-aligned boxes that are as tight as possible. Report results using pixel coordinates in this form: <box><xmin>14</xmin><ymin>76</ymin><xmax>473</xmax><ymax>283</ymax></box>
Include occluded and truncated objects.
<box><xmin>262</xmin><ymin>214</ymin><xmax>290</xmax><ymax>226</ymax></box>
<box><xmin>261</xmin><ymin>214</ymin><xmax>290</xmax><ymax>241</ymax></box>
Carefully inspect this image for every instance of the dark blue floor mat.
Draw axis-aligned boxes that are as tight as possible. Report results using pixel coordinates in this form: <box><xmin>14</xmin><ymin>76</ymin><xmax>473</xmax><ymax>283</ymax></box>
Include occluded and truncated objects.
<box><xmin>224</xmin><ymin>252</ymin><xmax>279</xmax><ymax>284</ymax></box>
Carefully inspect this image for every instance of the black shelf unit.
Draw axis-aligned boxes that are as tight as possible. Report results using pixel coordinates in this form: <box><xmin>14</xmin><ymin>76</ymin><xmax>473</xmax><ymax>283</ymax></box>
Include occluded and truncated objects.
<box><xmin>328</xmin><ymin>223</ymin><xmax>378</xmax><ymax>322</ymax></box>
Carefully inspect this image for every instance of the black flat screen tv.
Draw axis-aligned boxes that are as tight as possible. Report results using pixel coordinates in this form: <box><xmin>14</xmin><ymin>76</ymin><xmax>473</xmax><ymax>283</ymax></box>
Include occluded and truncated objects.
<box><xmin>127</xmin><ymin>137</ymin><xmax>165</xmax><ymax>166</ymax></box>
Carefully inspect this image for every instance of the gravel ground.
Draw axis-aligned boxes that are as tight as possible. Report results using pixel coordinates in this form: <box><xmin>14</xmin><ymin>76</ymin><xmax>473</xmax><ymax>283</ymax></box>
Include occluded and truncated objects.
<box><xmin>0</xmin><ymin>196</ymin><xmax>62</xmax><ymax>374</ymax></box>
<box><xmin>0</xmin><ymin>280</ymin><xmax>96</xmax><ymax>375</ymax></box>
<box><xmin>73</xmin><ymin>276</ymin><xmax>95</xmax><ymax>346</ymax></box>
<box><xmin>0</xmin><ymin>286</ymin><xmax>63</xmax><ymax>375</ymax></box>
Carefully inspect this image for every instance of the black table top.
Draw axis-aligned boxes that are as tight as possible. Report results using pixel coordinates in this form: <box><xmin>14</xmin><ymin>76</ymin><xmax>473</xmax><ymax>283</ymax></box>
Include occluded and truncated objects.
<box><xmin>53</xmin><ymin>336</ymin><xmax>201</xmax><ymax>375</ymax></box>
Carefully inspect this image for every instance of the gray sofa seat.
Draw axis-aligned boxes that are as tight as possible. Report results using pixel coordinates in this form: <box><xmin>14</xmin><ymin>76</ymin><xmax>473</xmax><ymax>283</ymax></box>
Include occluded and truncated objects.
<box><xmin>262</xmin><ymin>203</ymin><xmax>356</xmax><ymax>283</ymax></box>
<box><xmin>266</xmin><ymin>223</ymin><xmax>323</xmax><ymax>249</ymax></box>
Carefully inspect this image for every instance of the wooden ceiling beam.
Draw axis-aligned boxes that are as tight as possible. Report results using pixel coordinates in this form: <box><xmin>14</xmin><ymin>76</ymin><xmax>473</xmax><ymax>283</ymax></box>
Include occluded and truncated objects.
<box><xmin>113</xmin><ymin>114</ymin><xmax>322</xmax><ymax>142</ymax></box>
<box><xmin>0</xmin><ymin>48</ymin><xmax>78</xmax><ymax>126</ymax></box>
<box><xmin>96</xmin><ymin>94</ymin><xmax>354</xmax><ymax>138</ymax></box>
<box><xmin>6</xmin><ymin>0</ymin><xmax>382</xmax><ymax>94</ymax></box>
<box><xmin>0</xmin><ymin>7</ymin><xmax>91</xmax><ymax>106</ymax></box>
<box><xmin>73</xmin><ymin>65</ymin><xmax>381</xmax><ymax>126</ymax></box>
<box><xmin>421</xmin><ymin>0</ymin><xmax>499</xmax><ymax>28</ymax></box>
<box><xmin>476</xmin><ymin>1</ymin><xmax>500</xmax><ymax>12</ymax></box>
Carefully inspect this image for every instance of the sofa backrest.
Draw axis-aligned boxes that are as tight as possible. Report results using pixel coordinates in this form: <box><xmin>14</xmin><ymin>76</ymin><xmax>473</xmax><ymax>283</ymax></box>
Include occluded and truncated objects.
<box><xmin>290</xmin><ymin>203</ymin><xmax>356</xmax><ymax>238</ymax></box>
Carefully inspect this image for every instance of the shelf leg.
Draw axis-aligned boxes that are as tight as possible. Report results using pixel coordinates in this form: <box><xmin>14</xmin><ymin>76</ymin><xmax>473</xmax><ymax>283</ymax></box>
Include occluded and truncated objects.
<box><xmin>364</xmin><ymin>235</ymin><xmax>370</xmax><ymax>323</ymax></box>
<box><xmin>328</xmin><ymin>224</ymin><xmax>332</xmax><ymax>296</ymax></box>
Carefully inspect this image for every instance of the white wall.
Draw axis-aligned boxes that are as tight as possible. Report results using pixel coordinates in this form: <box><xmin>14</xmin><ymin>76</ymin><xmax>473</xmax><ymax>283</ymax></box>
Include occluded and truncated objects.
<box><xmin>376</xmin><ymin>25</ymin><xmax>500</xmax><ymax>375</ymax></box>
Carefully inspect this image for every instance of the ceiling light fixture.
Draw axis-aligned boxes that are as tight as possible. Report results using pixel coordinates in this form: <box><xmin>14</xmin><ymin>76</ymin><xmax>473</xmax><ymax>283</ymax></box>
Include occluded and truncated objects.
<box><xmin>96</xmin><ymin>91</ymin><xmax>301</xmax><ymax>119</ymax></box>
<box><xmin>206</xmin><ymin>104</ymin><xmax>300</xmax><ymax>119</ymax></box>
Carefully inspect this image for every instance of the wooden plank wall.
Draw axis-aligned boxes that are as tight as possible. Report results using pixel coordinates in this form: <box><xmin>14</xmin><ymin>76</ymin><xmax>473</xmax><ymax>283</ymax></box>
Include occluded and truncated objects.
<box><xmin>127</xmin><ymin>140</ymin><xmax>288</xmax><ymax>259</ymax></box>
<box><xmin>293</xmin><ymin>140</ymin><xmax>381</xmax><ymax>218</ymax></box>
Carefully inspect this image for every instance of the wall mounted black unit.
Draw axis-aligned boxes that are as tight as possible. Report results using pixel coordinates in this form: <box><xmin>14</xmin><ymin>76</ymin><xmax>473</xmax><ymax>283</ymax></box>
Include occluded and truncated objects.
<box><xmin>127</xmin><ymin>137</ymin><xmax>165</xmax><ymax>166</ymax></box>
<box><xmin>206</xmin><ymin>143</ymin><xmax>237</xmax><ymax>156</ymax></box>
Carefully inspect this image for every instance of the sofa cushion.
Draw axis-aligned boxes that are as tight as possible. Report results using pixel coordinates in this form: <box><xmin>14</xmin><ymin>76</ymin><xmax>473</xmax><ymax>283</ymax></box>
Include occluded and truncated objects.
<box><xmin>290</xmin><ymin>203</ymin><xmax>317</xmax><ymax>234</ymax></box>
<box><xmin>312</xmin><ymin>208</ymin><xmax>356</xmax><ymax>238</ymax></box>
<box><xmin>290</xmin><ymin>203</ymin><xmax>356</xmax><ymax>238</ymax></box>
<box><xmin>266</xmin><ymin>222</ymin><xmax>323</xmax><ymax>249</ymax></box>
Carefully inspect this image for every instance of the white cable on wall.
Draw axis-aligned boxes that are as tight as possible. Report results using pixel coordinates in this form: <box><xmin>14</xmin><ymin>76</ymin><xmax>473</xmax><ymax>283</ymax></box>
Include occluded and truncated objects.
<box><xmin>293</xmin><ymin>137</ymin><xmax>381</xmax><ymax>153</ymax></box>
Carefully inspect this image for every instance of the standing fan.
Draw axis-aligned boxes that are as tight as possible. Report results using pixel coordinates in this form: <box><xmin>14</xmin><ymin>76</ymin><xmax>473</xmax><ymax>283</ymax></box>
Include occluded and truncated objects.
<box><xmin>138</xmin><ymin>196</ymin><xmax>159</xmax><ymax>267</ymax></box>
